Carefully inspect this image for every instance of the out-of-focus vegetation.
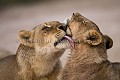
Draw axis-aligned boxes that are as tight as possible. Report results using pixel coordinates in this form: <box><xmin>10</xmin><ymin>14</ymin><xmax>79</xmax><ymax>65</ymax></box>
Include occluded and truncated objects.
<box><xmin>0</xmin><ymin>0</ymin><xmax>50</xmax><ymax>7</ymax></box>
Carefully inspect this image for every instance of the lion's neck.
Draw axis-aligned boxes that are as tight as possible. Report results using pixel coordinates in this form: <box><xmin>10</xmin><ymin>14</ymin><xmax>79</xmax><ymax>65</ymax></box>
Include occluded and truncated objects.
<box><xmin>63</xmin><ymin>43</ymin><xmax>109</xmax><ymax>80</ymax></box>
<box><xmin>16</xmin><ymin>44</ymin><xmax>60</xmax><ymax>77</ymax></box>
<box><xmin>71</xmin><ymin>43</ymin><xmax>107</xmax><ymax>64</ymax></box>
<box><xmin>67</xmin><ymin>43</ymin><xmax>108</xmax><ymax>73</ymax></box>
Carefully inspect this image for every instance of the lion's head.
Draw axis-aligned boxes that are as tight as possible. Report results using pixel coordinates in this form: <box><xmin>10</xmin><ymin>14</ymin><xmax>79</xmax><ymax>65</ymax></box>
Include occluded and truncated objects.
<box><xmin>19</xmin><ymin>21</ymin><xmax>74</xmax><ymax>56</ymax></box>
<box><xmin>67</xmin><ymin>12</ymin><xmax>113</xmax><ymax>49</ymax></box>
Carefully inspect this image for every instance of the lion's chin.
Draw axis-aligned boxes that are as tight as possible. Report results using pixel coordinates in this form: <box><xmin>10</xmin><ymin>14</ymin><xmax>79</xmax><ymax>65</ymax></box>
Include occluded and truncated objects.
<box><xmin>54</xmin><ymin>35</ymin><xmax>74</xmax><ymax>49</ymax></box>
<box><xmin>55</xmin><ymin>41</ymin><xmax>71</xmax><ymax>49</ymax></box>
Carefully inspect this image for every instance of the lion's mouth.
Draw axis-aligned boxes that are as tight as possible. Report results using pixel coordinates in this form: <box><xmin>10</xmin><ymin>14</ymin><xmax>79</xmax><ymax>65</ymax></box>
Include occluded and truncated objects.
<box><xmin>54</xmin><ymin>35</ymin><xmax>75</xmax><ymax>48</ymax></box>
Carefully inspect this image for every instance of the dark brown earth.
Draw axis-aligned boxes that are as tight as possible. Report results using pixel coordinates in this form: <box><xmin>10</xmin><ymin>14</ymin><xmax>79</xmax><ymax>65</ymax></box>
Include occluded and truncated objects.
<box><xmin>0</xmin><ymin>0</ymin><xmax>120</xmax><ymax>64</ymax></box>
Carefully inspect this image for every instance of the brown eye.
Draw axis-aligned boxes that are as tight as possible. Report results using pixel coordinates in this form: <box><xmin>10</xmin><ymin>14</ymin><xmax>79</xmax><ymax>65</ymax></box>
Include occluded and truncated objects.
<box><xmin>42</xmin><ymin>26</ymin><xmax>52</xmax><ymax>31</ymax></box>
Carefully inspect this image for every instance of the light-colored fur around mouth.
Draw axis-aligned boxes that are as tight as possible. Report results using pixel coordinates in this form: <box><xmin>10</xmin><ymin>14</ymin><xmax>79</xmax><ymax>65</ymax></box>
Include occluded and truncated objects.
<box><xmin>55</xmin><ymin>38</ymin><xmax>72</xmax><ymax>49</ymax></box>
<box><xmin>59</xmin><ymin>12</ymin><xmax>120</xmax><ymax>80</ymax></box>
<box><xmin>0</xmin><ymin>21</ymin><xmax>71</xmax><ymax>80</ymax></box>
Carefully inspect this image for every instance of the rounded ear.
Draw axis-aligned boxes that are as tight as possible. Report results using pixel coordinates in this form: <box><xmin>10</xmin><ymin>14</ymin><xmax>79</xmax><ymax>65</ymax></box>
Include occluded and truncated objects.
<box><xmin>104</xmin><ymin>35</ymin><xmax>113</xmax><ymax>49</ymax></box>
<box><xmin>19</xmin><ymin>30</ymin><xmax>34</xmax><ymax>47</ymax></box>
<box><xmin>84</xmin><ymin>30</ymin><xmax>102</xmax><ymax>45</ymax></box>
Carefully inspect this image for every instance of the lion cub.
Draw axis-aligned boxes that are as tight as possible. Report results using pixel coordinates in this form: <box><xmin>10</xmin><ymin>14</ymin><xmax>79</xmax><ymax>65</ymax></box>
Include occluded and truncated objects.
<box><xmin>60</xmin><ymin>13</ymin><xmax>120</xmax><ymax>80</ymax></box>
<box><xmin>0</xmin><ymin>21</ymin><xmax>74</xmax><ymax>80</ymax></box>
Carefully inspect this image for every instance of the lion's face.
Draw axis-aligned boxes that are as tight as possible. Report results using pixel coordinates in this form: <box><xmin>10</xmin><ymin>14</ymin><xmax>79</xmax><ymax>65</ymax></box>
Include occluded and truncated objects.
<box><xmin>19</xmin><ymin>21</ymin><xmax>74</xmax><ymax>55</ymax></box>
<box><xmin>68</xmin><ymin>13</ymin><xmax>113</xmax><ymax>48</ymax></box>
<box><xmin>67</xmin><ymin>13</ymin><xmax>103</xmax><ymax>46</ymax></box>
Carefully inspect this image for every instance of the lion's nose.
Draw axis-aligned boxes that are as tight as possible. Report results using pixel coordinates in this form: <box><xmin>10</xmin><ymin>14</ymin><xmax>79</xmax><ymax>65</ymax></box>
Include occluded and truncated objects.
<box><xmin>58</xmin><ymin>26</ymin><xmax>67</xmax><ymax>32</ymax></box>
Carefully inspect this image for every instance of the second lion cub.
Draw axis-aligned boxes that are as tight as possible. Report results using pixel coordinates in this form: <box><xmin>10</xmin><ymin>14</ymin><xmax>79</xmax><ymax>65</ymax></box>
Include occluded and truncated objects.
<box><xmin>0</xmin><ymin>21</ymin><xmax>74</xmax><ymax>80</ymax></box>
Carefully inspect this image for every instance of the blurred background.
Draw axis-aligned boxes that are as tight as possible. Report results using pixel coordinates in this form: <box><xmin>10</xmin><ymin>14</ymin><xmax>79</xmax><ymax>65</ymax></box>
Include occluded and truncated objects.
<box><xmin>0</xmin><ymin>0</ymin><xmax>120</xmax><ymax>64</ymax></box>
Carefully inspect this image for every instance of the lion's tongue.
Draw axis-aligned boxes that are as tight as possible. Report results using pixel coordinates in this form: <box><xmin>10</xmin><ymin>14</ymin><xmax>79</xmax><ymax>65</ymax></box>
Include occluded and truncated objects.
<box><xmin>64</xmin><ymin>35</ymin><xmax>75</xmax><ymax>48</ymax></box>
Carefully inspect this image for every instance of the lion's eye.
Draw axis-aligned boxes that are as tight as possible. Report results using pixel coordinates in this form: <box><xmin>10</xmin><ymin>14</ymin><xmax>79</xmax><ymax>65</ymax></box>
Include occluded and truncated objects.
<box><xmin>42</xmin><ymin>26</ymin><xmax>51</xmax><ymax>31</ymax></box>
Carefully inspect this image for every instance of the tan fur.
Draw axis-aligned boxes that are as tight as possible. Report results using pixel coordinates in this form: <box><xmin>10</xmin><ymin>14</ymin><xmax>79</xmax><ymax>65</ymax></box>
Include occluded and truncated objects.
<box><xmin>0</xmin><ymin>21</ymin><xmax>72</xmax><ymax>80</ymax></box>
<box><xmin>59</xmin><ymin>13</ymin><xmax>120</xmax><ymax>80</ymax></box>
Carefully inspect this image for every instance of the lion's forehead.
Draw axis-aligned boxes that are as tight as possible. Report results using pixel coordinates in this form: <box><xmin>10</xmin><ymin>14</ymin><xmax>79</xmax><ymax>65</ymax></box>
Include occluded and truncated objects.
<box><xmin>33</xmin><ymin>21</ymin><xmax>65</xmax><ymax>31</ymax></box>
<box><xmin>70</xmin><ymin>13</ymin><xmax>100</xmax><ymax>32</ymax></box>
<box><xmin>44</xmin><ymin>22</ymin><xmax>61</xmax><ymax>28</ymax></box>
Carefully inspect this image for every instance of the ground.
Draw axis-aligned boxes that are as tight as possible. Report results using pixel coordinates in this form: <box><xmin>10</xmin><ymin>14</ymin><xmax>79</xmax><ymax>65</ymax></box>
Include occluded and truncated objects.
<box><xmin>0</xmin><ymin>0</ymin><xmax>120</xmax><ymax>64</ymax></box>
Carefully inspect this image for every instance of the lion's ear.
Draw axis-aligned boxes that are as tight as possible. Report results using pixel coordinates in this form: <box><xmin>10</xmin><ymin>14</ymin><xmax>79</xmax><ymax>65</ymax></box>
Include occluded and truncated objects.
<box><xmin>19</xmin><ymin>30</ymin><xmax>34</xmax><ymax>47</ymax></box>
<box><xmin>83</xmin><ymin>30</ymin><xmax>102</xmax><ymax>45</ymax></box>
<box><xmin>104</xmin><ymin>35</ymin><xmax>113</xmax><ymax>49</ymax></box>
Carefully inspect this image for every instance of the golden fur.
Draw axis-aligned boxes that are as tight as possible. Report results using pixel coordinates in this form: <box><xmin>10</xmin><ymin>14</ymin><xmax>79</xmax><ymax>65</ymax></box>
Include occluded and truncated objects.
<box><xmin>59</xmin><ymin>13</ymin><xmax>120</xmax><ymax>80</ymax></box>
<box><xmin>0</xmin><ymin>21</ymin><xmax>72</xmax><ymax>80</ymax></box>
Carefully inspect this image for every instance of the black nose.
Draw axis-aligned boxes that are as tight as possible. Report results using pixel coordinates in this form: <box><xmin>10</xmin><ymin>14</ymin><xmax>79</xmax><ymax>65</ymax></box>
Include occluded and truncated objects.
<box><xmin>58</xmin><ymin>26</ymin><xmax>67</xmax><ymax>32</ymax></box>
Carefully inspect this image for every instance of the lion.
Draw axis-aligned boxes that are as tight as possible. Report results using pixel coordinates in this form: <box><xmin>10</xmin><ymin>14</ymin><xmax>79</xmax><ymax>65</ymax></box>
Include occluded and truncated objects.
<box><xmin>59</xmin><ymin>12</ymin><xmax>120</xmax><ymax>80</ymax></box>
<box><xmin>0</xmin><ymin>21</ymin><xmax>74</xmax><ymax>80</ymax></box>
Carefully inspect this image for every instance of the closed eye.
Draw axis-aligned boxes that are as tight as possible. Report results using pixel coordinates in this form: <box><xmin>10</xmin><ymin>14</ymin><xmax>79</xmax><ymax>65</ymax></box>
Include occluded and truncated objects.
<box><xmin>42</xmin><ymin>26</ymin><xmax>52</xmax><ymax>31</ymax></box>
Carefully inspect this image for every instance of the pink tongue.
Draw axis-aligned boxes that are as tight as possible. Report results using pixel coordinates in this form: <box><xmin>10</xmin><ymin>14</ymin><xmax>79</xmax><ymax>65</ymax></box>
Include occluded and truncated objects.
<box><xmin>64</xmin><ymin>36</ymin><xmax>75</xmax><ymax>48</ymax></box>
